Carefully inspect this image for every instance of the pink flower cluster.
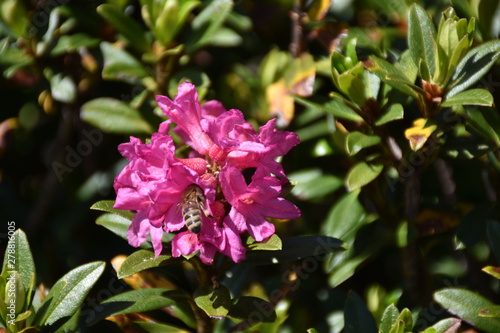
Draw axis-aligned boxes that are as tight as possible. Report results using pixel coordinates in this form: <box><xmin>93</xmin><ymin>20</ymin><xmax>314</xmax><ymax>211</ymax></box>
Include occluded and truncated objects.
<box><xmin>113</xmin><ymin>82</ymin><xmax>301</xmax><ymax>264</ymax></box>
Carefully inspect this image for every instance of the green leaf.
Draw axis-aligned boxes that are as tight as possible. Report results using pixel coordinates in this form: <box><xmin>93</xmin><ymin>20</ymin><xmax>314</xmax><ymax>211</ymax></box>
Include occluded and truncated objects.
<box><xmin>465</xmin><ymin>107</ymin><xmax>500</xmax><ymax>147</ymax></box>
<box><xmin>379</xmin><ymin>304</ymin><xmax>399</xmax><ymax>333</ymax></box>
<box><xmin>81</xmin><ymin>97</ymin><xmax>154</xmax><ymax>135</ymax></box>
<box><xmin>91</xmin><ymin>200</ymin><xmax>134</xmax><ymax>219</ymax></box>
<box><xmin>289</xmin><ymin>168</ymin><xmax>343</xmax><ymax>201</ymax></box>
<box><xmin>0</xmin><ymin>0</ymin><xmax>29</xmax><ymax>37</ymax></box>
<box><xmin>375</xmin><ymin>103</ymin><xmax>404</xmax><ymax>126</ymax></box>
<box><xmin>100</xmin><ymin>41</ymin><xmax>149</xmax><ymax>84</ymax></box>
<box><xmin>431</xmin><ymin>318</ymin><xmax>461</xmax><ymax>332</ymax></box>
<box><xmin>344</xmin><ymin>291</ymin><xmax>377</xmax><ymax>333</ymax></box>
<box><xmin>434</xmin><ymin>288</ymin><xmax>500</xmax><ymax>332</ymax></box>
<box><xmin>345</xmin><ymin>161</ymin><xmax>384</xmax><ymax>192</ymax></box>
<box><xmin>408</xmin><ymin>4</ymin><xmax>437</xmax><ymax>81</ymax></box>
<box><xmin>228</xmin><ymin>296</ymin><xmax>276</xmax><ymax>323</ymax></box>
<box><xmin>346</xmin><ymin>131</ymin><xmax>381</xmax><ymax>156</ymax></box>
<box><xmin>95</xmin><ymin>213</ymin><xmax>131</xmax><ymax>241</ymax></box>
<box><xmin>193</xmin><ymin>285</ymin><xmax>231</xmax><ymax>319</ymax></box>
<box><xmin>39</xmin><ymin>261</ymin><xmax>105</xmax><ymax>325</ymax></box>
<box><xmin>89</xmin><ymin>288</ymin><xmax>191</xmax><ymax>324</ymax></box>
<box><xmin>447</xmin><ymin>40</ymin><xmax>500</xmax><ymax>97</ymax></box>
<box><xmin>50</xmin><ymin>74</ymin><xmax>76</xmax><ymax>104</ymax></box>
<box><xmin>51</xmin><ymin>33</ymin><xmax>100</xmax><ymax>55</ymax></box>
<box><xmin>97</xmin><ymin>4</ymin><xmax>151</xmax><ymax>53</ymax></box>
<box><xmin>154</xmin><ymin>0</ymin><xmax>200</xmax><ymax>47</ymax></box>
<box><xmin>337</xmin><ymin>72</ymin><xmax>367</xmax><ymax>107</ymax></box>
<box><xmin>185</xmin><ymin>0</ymin><xmax>233</xmax><ymax>54</ymax></box>
<box><xmin>247</xmin><ymin>234</ymin><xmax>282</xmax><ymax>251</ymax></box>
<box><xmin>293</xmin><ymin>96</ymin><xmax>363</xmax><ymax>122</ymax></box>
<box><xmin>245</xmin><ymin>236</ymin><xmax>348</xmax><ymax>265</ymax></box>
<box><xmin>479</xmin><ymin>305</ymin><xmax>500</xmax><ymax>318</ymax></box>
<box><xmin>118</xmin><ymin>249</ymin><xmax>174</xmax><ymax>278</ymax></box>
<box><xmin>368</xmin><ymin>57</ymin><xmax>423</xmax><ymax>100</ymax></box>
<box><xmin>487</xmin><ymin>221</ymin><xmax>500</xmax><ymax>263</ymax></box>
<box><xmin>441</xmin><ymin>89</ymin><xmax>494</xmax><ymax>107</ymax></box>
<box><xmin>2</xmin><ymin>229</ymin><xmax>35</xmax><ymax>296</ymax></box>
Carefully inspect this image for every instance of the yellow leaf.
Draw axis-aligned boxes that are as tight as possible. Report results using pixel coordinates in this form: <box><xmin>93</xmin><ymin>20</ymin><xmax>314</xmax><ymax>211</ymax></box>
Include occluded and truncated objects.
<box><xmin>266</xmin><ymin>79</ymin><xmax>295</xmax><ymax>127</ymax></box>
<box><xmin>404</xmin><ymin>118</ymin><xmax>437</xmax><ymax>151</ymax></box>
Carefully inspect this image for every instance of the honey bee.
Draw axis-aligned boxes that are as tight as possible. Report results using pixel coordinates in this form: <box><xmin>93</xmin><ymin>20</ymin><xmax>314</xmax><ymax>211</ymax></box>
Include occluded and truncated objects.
<box><xmin>181</xmin><ymin>184</ymin><xmax>211</xmax><ymax>234</ymax></box>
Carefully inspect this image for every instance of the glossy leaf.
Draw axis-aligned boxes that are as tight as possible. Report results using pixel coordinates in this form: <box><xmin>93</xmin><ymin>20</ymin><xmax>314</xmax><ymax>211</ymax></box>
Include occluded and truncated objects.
<box><xmin>247</xmin><ymin>234</ymin><xmax>282</xmax><ymax>251</ymax></box>
<box><xmin>441</xmin><ymin>89</ymin><xmax>494</xmax><ymax>107</ymax></box>
<box><xmin>81</xmin><ymin>97</ymin><xmax>154</xmax><ymax>135</ymax></box>
<box><xmin>95</xmin><ymin>213</ymin><xmax>131</xmax><ymax>242</ymax></box>
<box><xmin>97</xmin><ymin>4</ymin><xmax>151</xmax><ymax>53</ymax></box>
<box><xmin>118</xmin><ymin>249</ymin><xmax>174</xmax><ymax>278</ymax></box>
<box><xmin>408</xmin><ymin>4</ymin><xmax>437</xmax><ymax>81</ymax></box>
<box><xmin>368</xmin><ymin>57</ymin><xmax>423</xmax><ymax>100</ymax></box>
<box><xmin>294</xmin><ymin>96</ymin><xmax>363</xmax><ymax>122</ymax></box>
<box><xmin>2</xmin><ymin>229</ymin><xmax>35</xmax><ymax>295</ymax></box>
<box><xmin>91</xmin><ymin>200</ymin><xmax>135</xmax><ymax>220</ymax></box>
<box><xmin>379</xmin><ymin>304</ymin><xmax>399</xmax><ymax>333</ymax></box>
<box><xmin>345</xmin><ymin>161</ymin><xmax>384</xmax><ymax>192</ymax></box>
<box><xmin>434</xmin><ymin>288</ymin><xmax>500</xmax><ymax>332</ymax></box>
<box><xmin>39</xmin><ymin>261</ymin><xmax>105</xmax><ymax>325</ymax></box>
<box><xmin>245</xmin><ymin>235</ymin><xmax>348</xmax><ymax>265</ymax></box>
<box><xmin>100</xmin><ymin>42</ymin><xmax>149</xmax><ymax>84</ymax></box>
<box><xmin>447</xmin><ymin>40</ymin><xmax>500</xmax><ymax>97</ymax></box>
<box><xmin>344</xmin><ymin>291</ymin><xmax>377</xmax><ymax>333</ymax></box>
<box><xmin>375</xmin><ymin>103</ymin><xmax>404</xmax><ymax>126</ymax></box>
<box><xmin>89</xmin><ymin>288</ymin><xmax>190</xmax><ymax>324</ymax></box>
<box><xmin>289</xmin><ymin>168</ymin><xmax>343</xmax><ymax>201</ymax></box>
<box><xmin>193</xmin><ymin>285</ymin><xmax>231</xmax><ymax>318</ymax></box>
<box><xmin>346</xmin><ymin>131</ymin><xmax>381</xmax><ymax>156</ymax></box>
<box><xmin>228</xmin><ymin>296</ymin><xmax>276</xmax><ymax>323</ymax></box>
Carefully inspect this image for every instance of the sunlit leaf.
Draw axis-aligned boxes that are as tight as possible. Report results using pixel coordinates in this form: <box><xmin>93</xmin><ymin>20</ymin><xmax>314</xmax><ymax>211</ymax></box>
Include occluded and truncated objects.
<box><xmin>38</xmin><ymin>261</ymin><xmax>105</xmax><ymax>325</ymax></box>
<box><xmin>375</xmin><ymin>103</ymin><xmax>404</xmax><ymax>126</ymax></box>
<box><xmin>100</xmin><ymin>42</ymin><xmax>149</xmax><ymax>84</ymax></box>
<box><xmin>479</xmin><ymin>305</ymin><xmax>500</xmax><ymax>318</ymax></box>
<box><xmin>482</xmin><ymin>266</ymin><xmax>500</xmax><ymax>280</ymax></box>
<box><xmin>434</xmin><ymin>288</ymin><xmax>500</xmax><ymax>332</ymax></box>
<box><xmin>431</xmin><ymin>317</ymin><xmax>461</xmax><ymax>332</ymax></box>
<box><xmin>447</xmin><ymin>40</ymin><xmax>500</xmax><ymax>97</ymax></box>
<box><xmin>51</xmin><ymin>33</ymin><xmax>100</xmax><ymax>55</ymax></box>
<box><xmin>408</xmin><ymin>3</ymin><xmax>437</xmax><ymax>81</ymax></box>
<box><xmin>193</xmin><ymin>285</ymin><xmax>231</xmax><ymax>319</ymax></box>
<box><xmin>247</xmin><ymin>234</ymin><xmax>282</xmax><ymax>251</ymax></box>
<box><xmin>2</xmin><ymin>229</ymin><xmax>35</xmax><ymax>296</ymax></box>
<box><xmin>441</xmin><ymin>89</ymin><xmax>494</xmax><ymax>107</ymax></box>
<box><xmin>404</xmin><ymin>118</ymin><xmax>437</xmax><ymax>151</ymax></box>
<box><xmin>289</xmin><ymin>168</ymin><xmax>343</xmax><ymax>201</ymax></box>
<box><xmin>345</xmin><ymin>161</ymin><xmax>383</xmax><ymax>191</ymax></box>
<box><xmin>118</xmin><ymin>249</ymin><xmax>175</xmax><ymax>278</ymax></box>
<box><xmin>379</xmin><ymin>304</ymin><xmax>399</xmax><ymax>333</ymax></box>
<box><xmin>81</xmin><ymin>97</ymin><xmax>154</xmax><ymax>135</ymax></box>
<box><xmin>346</xmin><ymin>131</ymin><xmax>381</xmax><ymax>156</ymax></box>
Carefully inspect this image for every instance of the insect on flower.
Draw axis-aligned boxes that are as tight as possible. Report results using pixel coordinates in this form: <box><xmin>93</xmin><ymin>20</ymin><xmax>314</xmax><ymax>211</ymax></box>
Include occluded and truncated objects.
<box><xmin>181</xmin><ymin>184</ymin><xmax>212</xmax><ymax>234</ymax></box>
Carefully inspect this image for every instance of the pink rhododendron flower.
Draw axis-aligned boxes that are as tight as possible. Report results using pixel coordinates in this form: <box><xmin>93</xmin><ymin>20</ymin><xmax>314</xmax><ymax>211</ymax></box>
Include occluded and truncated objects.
<box><xmin>114</xmin><ymin>82</ymin><xmax>301</xmax><ymax>264</ymax></box>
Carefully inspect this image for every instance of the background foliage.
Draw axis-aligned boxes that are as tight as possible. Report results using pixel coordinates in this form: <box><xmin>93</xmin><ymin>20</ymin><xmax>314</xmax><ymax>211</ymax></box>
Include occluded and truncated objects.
<box><xmin>2</xmin><ymin>0</ymin><xmax>500</xmax><ymax>332</ymax></box>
